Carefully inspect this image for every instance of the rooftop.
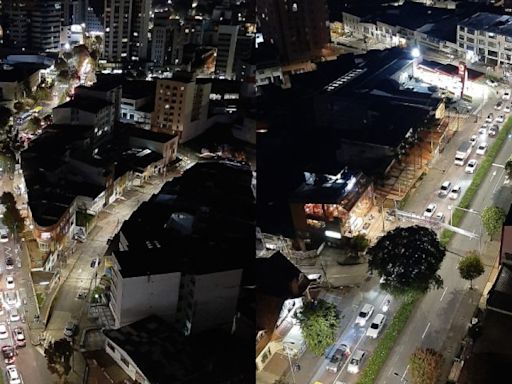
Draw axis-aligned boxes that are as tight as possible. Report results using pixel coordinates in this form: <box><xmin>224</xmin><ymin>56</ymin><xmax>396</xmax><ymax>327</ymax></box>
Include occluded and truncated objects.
<box><xmin>459</xmin><ymin>12</ymin><xmax>512</xmax><ymax>37</ymax></box>
<box><xmin>0</xmin><ymin>63</ymin><xmax>45</xmax><ymax>83</ymax></box>
<box><xmin>290</xmin><ymin>169</ymin><xmax>371</xmax><ymax>208</ymax></box>
<box><xmin>54</xmin><ymin>96</ymin><xmax>113</xmax><ymax>114</ymax></box>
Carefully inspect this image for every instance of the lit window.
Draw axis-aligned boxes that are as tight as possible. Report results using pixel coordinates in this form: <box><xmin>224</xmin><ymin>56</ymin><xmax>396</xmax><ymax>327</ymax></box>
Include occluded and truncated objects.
<box><xmin>292</xmin><ymin>3</ymin><xmax>298</xmax><ymax>11</ymax></box>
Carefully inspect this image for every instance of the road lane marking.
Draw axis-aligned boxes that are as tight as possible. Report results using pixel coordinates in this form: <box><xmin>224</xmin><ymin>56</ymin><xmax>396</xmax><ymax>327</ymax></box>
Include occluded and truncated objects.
<box><xmin>332</xmin><ymin>328</ymin><xmax>366</xmax><ymax>384</ymax></box>
<box><xmin>402</xmin><ymin>365</ymin><xmax>410</xmax><ymax>381</ymax></box>
<box><xmin>440</xmin><ymin>287</ymin><xmax>448</xmax><ymax>301</ymax></box>
<box><xmin>422</xmin><ymin>322</ymin><xmax>431</xmax><ymax>339</ymax></box>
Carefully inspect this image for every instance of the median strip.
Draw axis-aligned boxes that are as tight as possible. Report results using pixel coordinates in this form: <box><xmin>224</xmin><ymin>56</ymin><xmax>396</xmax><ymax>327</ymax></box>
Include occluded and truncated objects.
<box><xmin>356</xmin><ymin>291</ymin><xmax>422</xmax><ymax>384</ymax></box>
<box><xmin>440</xmin><ymin>117</ymin><xmax>512</xmax><ymax>246</ymax></box>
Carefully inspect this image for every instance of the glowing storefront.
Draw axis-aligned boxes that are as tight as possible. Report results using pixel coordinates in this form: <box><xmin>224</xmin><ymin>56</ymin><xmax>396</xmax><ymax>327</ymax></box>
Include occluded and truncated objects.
<box><xmin>290</xmin><ymin>169</ymin><xmax>374</xmax><ymax>240</ymax></box>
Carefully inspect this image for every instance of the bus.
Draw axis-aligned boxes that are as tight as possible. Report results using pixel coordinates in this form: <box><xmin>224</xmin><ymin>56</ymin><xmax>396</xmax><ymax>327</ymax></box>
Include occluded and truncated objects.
<box><xmin>16</xmin><ymin>111</ymin><xmax>32</xmax><ymax>124</ymax></box>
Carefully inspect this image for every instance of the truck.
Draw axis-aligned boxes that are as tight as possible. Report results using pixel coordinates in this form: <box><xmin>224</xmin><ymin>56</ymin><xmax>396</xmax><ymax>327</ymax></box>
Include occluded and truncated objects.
<box><xmin>454</xmin><ymin>141</ymin><xmax>472</xmax><ymax>166</ymax></box>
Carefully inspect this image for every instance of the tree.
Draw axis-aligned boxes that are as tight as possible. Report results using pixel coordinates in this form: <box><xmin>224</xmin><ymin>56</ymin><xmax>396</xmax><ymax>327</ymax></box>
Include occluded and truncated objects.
<box><xmin>55</xmin><ymin>57</ymin><xmax>68</xmax><ymax>72</ymax></box>
<box><xmin>1</xmin><ymin>192</ymin><xmax>24</xmax><ymax>234</ymax></box>
<box><xmin>44</xmin><ymin>338</ymin><xmax>73</xmax><ymax>380</ymax></box>
<box><xmin>506</xmin><ymin>158</ymin><xmax>512</xmax><ymax>179</ymax></box>
<box><xmin>26</xmin><ymin>116</ymin><xmax>42</xmax><ymax>133</ymax></box>
<box><xmin>458</xmin><ymin>251</ymin><xmax>485</xmax><ymax>289</ymax></box>
<box><xmin>13</xmin><ymin>101</ymin><xmax>25</xmax><ymax>113</ymax></box>
<box><xmin>482</xmin><ymin>206</ymin><xmax>506</xmax><ymax>237</ymax></box>
<box><xmin>367</xmin><ymin>226</ymin><xmax>445</xmax><ymax>294</ymax></box>
<box><xmin>410</xmin><ymin>348</ymin><xmax>443</xmax><ymax>384</ymax></box>
<box><xmin>351</xmin><ymin>234</ymin><xmax>369</xmax><ymax>253</ymax></box>
<box><xmin>57</xmin><ymin>69</ymin><xmax>71</xmax><ymax>82</ymax></box>
<box><xmin>34</xmin><ymin>86</ymin><xmax>51</xmax><ymax>103</ymax></box>
<box><xmin>294</xmin><ymin>299</ymin><xmax>339</xmax><ymax>356</ymax></box>
<box><xmin>0</xmin><ymin>106</ymin><xmax>12</xmax><ymax>128</ymax></box>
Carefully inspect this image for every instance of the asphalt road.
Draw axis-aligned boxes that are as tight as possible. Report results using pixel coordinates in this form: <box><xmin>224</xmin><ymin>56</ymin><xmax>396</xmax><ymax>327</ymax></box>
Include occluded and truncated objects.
<box><xmin>377</xmin><ymin>86</ymin><xmax>511</xmax><ymax>383</ymax></box>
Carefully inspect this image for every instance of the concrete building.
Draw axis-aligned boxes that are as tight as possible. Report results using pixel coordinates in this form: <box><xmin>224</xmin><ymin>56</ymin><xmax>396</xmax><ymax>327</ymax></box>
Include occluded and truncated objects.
<box><xmin>0</xmin><ymin>63</ymin><xmax>42</xmax><ymax>103</ymax></box>
<box><xmin>215</xmin><ymin>24</ymin><xmax>239</xmax><ymax>79</ymax></box>
<box><xmin>75</xmin><ymin>74</ymin><xmax>123</xmax><ymax>120</ymax></box>
<box><xmin>151</xmin><ymin>10</ymin><xmax>177</xmax><ymax>67</ymax></box>
<box><xmin>103</xmin><ymin>0</ymin><xmax>150</xmax><ymax>62</ymax></box>
<box><xmin>120</xmin><ymin>80</ymin><xmax>155</xmax><ymax>129</ymax></box>
<box><xmin>30</xmin><ymin>0</ymin><xmax>62</xmax><ymax>52</ymax></box>
<box><xmin>1</xmin><ymin>0</ymin><xmax>30</xmax><ymax>49</ymax></box>
<box><xmin>104</xmin><ymin>161</ymin><xmax>253</xmax><ymax>332</ymax></box>
<box><xmin>457</xmin><ymin>12</ymin><xmax>512</xmax><ymax>66</ymax></box>
<box><xmin>152</xmin><ymin>72</ymin><xmax>211</xmax><ymax>142</ymax></box>
<box><xmin>85</xmin><ymin>0</ymin><xmax>104</xmax><ymax>33</ymax></box>
<box><xmin>257</xmin><ymin>0</ymin><xmax>330</xmax><ymax>65</ymax></box>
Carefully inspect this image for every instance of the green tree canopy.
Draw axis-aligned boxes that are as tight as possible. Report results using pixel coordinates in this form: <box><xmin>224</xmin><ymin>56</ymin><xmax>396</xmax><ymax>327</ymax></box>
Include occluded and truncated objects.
<box><xmin>0</xmin><ymin>106</ymin><xmax>12</xmax><ymax>128</ymax></box>
<box><xmin>506</xmin><ymin>158</ymin><xmax>512</xmax><ymax>179</ymax></box>
<box><xmin>45</xmin><ymin>338</ymin><xmax>73</xmax><ymax>378</ymax></box>
<box><xmin>26</xmin><ymin>116</ymin><xmax>42</xmax><ymax>133</ymax></box>
<box><xmin>34</xmin><ymin>86</ymin><xmax>52</xmax><ymax>103</ymax></box>
<box><xmin>294</xmin><ymin>299</ymin><xmax>339</xmax><ymax>356</ymax></box>
<box><xmin>410</xmin><ymin>348</ymin><xmax>444</xmax><ymax>384</ymax></box>
<box><xmin>351</xmin><ymin>234</ymin><xmax>369</xmax><ymax>252</ymax></box>
<box><xmin>13</xmin><ymin>101</ymin><xmax>25</xmax><ymax>113</ymax></box>
<box><xmin>1</xmin><ymin>192</ymin><xmax>24</xmax><ymax>234</ymax></box>
<box><xmin>57</xmin><ymin>69</ymin><xmax>70</xmax><ymax>82</ymax></box>
<box><xmin>367</xmin><ymin>226</ymin><xmax>445</xmax><ymax>294</ymax></box>
<box><xmin>482</xmin><ymin>206</ymin><xmax>506</xmax><ymax>237</ymax></box>
<box><xmin>458</xmin><ymin>251</ymin><xmax>485</xmax><ymax>289</ymax></box>
<box><xmin>55</xmin><ymin>57</ymin><xmax>68</xmax><ymax>72</ymax></box>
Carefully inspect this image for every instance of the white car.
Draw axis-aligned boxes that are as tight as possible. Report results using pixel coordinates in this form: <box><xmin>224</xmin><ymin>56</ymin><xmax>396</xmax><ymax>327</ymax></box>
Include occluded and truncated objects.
<box><xmin>449</xmin><ymin>185</ymin><xmax>462</xmax><ymax>200</ymax></box>
<box><xmin>423</xmin><ymin>203</ymin><xmax>437</xmax><ymax>218</ymax></box>
<box><xmin>347</xmin><ymin>350</ymin><xmax>366</xmax><ymax>374</ymax></box>
<box><xmin>0</xmin><ymin>324</ymin><xmax>7</xmax><ymax>339</ymax></box>
<box><xmin>9</xmin><ymin>308</ymin><xmax>19</xmax><ymax>322</ymax></box>
<box><xmin>6</xmin><ymin>364</ymin><xmax>21</xmax><ymax>384</ymax></box>
<box><xmin>435</xmin><ymin>212</ymin><xmax>445</xmax><ymax>222</ymax></box>
<box><xmin>495</xmin><ymin>101</ymin><xmax>503</xmax><ymax>110</ymax></box>
<box><xmin>503</xmin><ymin>90</ymin><xmax>511</xmax><ymax>100</ymax></box>
<box><xmin>355</xmin><ymin>304</ymin><xmax>374</xmax><ymax>326</ymax></box>
<box><xmin>465</xmin><ymin>159</ymin><xmax>478</xmax><ymax>173</ymax></box>
<box><xmin>5</xmin><ymin>275</ymin><xmax>14</xmax><ymax>289</ymax></box>
<box><xmin>476</xmin><ymin>143</ymin><xmax>488</xmax><ymax>155</ymax></box>
<box><xmin>486</xmin><ymin>113</ymin><xmax>494</xmax><ymax>123</ymax></box>
<box><xmin>496</xmin><ymin>114</ymin><xmax>505</xmax><ymax>123</ymax></box>
<box><xmin>438</xmin><ymin>181</ymin><xmax>451</xmax><ymax>197</ymax></box>
<box><xmin>0</xmin><ymin>228</ymin><xmax>8</xmax><ymax>243</ymax></box>
<box><xmin>487</xmin><ymin>79</ymin><xmax>498</xmax><ymax>87</ymax></box>
<box><xmin>505</xmin><ymin>105</ymin><xmax>511</xmax><ymax>113</ymax></box>
<box><xmin>469</xmin><ymin>135</ymin><xmax>478</xmax><ymax>147</ymax></box>
<box><xmin>366</xmin><ymin>314</ymin><xmax>387</xmax><ymax>338</ymax></box>
<box><xmin>478</xmin><ymin>126</ymin><xmax>487</xmax><ymax>135</ymax></box>
<box><xmin>13</xmin><ymin>327</ymin><xmax>25</xmax><ymax>347</ymax></box>
<box><xmin>4</xmin><ymin>291</ymin><xmax>16</xmax><ymax>306</ymax></box>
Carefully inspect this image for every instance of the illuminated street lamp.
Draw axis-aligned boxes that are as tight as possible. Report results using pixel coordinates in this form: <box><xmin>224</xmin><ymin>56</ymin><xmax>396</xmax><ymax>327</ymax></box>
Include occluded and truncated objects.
<box><xmin>411</xmin><ymin>47</ymin><xmax>421</xmax><ymax>58</ymax></box>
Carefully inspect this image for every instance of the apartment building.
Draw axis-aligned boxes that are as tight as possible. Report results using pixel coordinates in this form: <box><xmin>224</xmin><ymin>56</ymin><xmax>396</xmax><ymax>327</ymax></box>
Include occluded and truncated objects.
<box><xmin>152</xmin><ymin>72</ymin><xmax>211</xmax><ymax>142</ymax></box>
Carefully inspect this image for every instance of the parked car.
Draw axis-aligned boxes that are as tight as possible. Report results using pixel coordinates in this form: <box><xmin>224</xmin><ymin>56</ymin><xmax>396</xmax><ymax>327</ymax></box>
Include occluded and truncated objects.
<box><xmin>0</xmin><ymin>228</ymin><xmax>8</xmax><ymax>243</ymax></box>
<box><xmin>355</xmin><ymin>304</ymin><xmax>374</xmax><ymax>326</ymax></box>
<box><xmin>478</xmin><ymin>125</ymin><xmax>487</xmax><ymax>135</ymax></box>
<box><xmin>487</xmin><ymin>79</ymin><xmax>498</xmax><ymax>87</ymax></box>
<box><xmin>6</xmin><ymin>364</ymin><xmax>21</xmax><ymax>384</ymax></box>
<box><xmin>486</xmin><ymin>113</ymin><xmax>494</xmax><ymax>123</ymax></box>
<box><xmin>506</xmin><ymin>105</ymin><xmax>511</xmax><ymax>113</ymax></box>
<box><xmin>489</xmin><ymin>126</ymin><xmax>498</xmax><ymax>137</ymax></box>
<box><xmin>495</xmin><ymin>101</ymin><xmax>503</xmax><ymax>110</ymax></box>
<box><xmin>469</xmin><ymin>135</ymin><xmax>478</xmax><ymax>147</ymax></box>
<box><xmin>449</xmin><ymin>185</ymin><xmax>462</xmax><ymax>200</ymax></box>
<box><xmin>435</xmin><ymin>212</ymin><xmax>445</xmax><ymax>222</ymax></box>
<box><xmin>64</xmin><ymin>320</ymin><xmax>78</xmax><ymax>338</ymax></box>
<box><xmin>12</xmin><ymin>328</ymin><xmax>25</xmax><ymax>347</ymax></box>
<box><xmin>326</xmin><ymin>344</ymin><xmax>351</xmax><ymax>373</ymax></box>
<box><xmin>9</xmin><ymin>308</ymin><xmax>20</xmax><ymax>322</ymax></box>
<box><xmin>438</xmin><ymin>181</ymin><xmax>452</xmax><ymax>197</ymax></box>
<box><xmin>465</xmin><ymin>159</ymin><xmax>478</xmax><ymax>174</ymax></box>
<box><xmin>1</xmin><ymin>345</ymin><xmax>16</xmax><ymax>364</ymax></box>
<box><xmin>0</xmin><ymin>323</ymin><xmax>8</xmax><ymax>339</ymax></box>
<box><xmin>476</xmin><ymin>142</ymin><xmax>488</xmax><ymax>155</ymax></box>
<box><xmin>5</xmin><ymin>257</ymin><xmax>14</xmax><ymax>269</ymax></box>
<box><xmin>347</xmin><ymin>350</ymin><xmax>366</xmax><ymax>374</ymax></box>
<box><xmin>503</xmin><ymin>90</ymin><xmax>511</xmax><ymax>100</ymax></box>
<box><xmin>496</xmin><ymin>114</ymin><xmax>505</xmax><ymax>123</ymax></box>
<box><xmin>423</xmin><ymin>203</ymin><xmax>437</xmax><ymax>218</ymax></box>
<box><xmin>366</xmin><ymin>314</ymin><xmax>387</xmax><ymax>339</ymax></box>
<box><xmin>5</xmin><ymin>275</ymin><xmax>14</xmax><ymax>289</ymax></box>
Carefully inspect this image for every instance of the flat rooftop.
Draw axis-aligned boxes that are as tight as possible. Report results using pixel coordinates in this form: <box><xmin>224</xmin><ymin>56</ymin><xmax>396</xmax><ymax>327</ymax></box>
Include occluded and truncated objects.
<box><xmin>459</xmin><ymin>12</ymin><xmax>512</xmax><ymax>37</ymax></box>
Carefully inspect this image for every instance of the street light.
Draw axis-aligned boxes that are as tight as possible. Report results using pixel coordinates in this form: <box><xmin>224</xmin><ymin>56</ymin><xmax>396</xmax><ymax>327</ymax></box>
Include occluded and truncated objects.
<box><xmin>447</xmin><ymin>206</ymin><xmax>482</xmax><ymax>251</ymax></box>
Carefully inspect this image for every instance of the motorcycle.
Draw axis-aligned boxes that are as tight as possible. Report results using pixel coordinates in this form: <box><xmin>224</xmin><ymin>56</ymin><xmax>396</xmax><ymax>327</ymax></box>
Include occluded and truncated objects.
<box><xmin>382</xmin><ymin>299</ymin><xmax>391</xmax><ymax>312</ymax></box>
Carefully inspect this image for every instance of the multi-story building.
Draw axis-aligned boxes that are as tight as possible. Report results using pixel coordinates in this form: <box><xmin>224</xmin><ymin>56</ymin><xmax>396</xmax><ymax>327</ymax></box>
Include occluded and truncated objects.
<box><xmin>257</xmin><ymin>0</ymin><xmax>330</xmax><ymax>65</ymax></box>
<box><xmin>75</xmin><ymin>74</ymin><xmax>123</xmax><ymax>119</ymax></box>
<box><xmin>215</xmin><ymin>24</ymin><xmax>239</xmax><ymax>79</ymax></box>
<box><xmin>85</xmin><ymin>0</ymin><xmax>104</xmax><ymax>33</ymax></box>
<box><xmin>151</xmin><ymin>10</ymin><xmax>178</xmax><ymax>67</ymax></box>
<box><xmin>105</xmin><ymin>161</ymin><xmax>253</xmax><ymax>331</ymax></box>
<box><xmin>103</xmin><ymin>0</ymin><xmax>150</xmax><ymax>62</ymax></box>
<box><xmin>129</xmin><ymin>0</ymin><xmax>150</xmax><ymax>61</ymax></box>
<box><xmin>30</xmin><ymin>0</ymin><xmax>62</xmax><ymax>52</ymax></box>
<box><xmin>120</xmin><ymin>80</ymin><xmax>155</xmax><ymax>129</ymax></box>
<box><xmin>1</xmin><ymin>0</ymin><xmax>30</xmax><ymax>49</ymax></box>
<box><xmin>457</xmin><ymin>12</ymin><xmax>512</xmax><ymax>66</ymax></box>
<box><xmin>152</xmin><ymin>72</ymin><xmax>211</xmax><ymax>142</ymax></box>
